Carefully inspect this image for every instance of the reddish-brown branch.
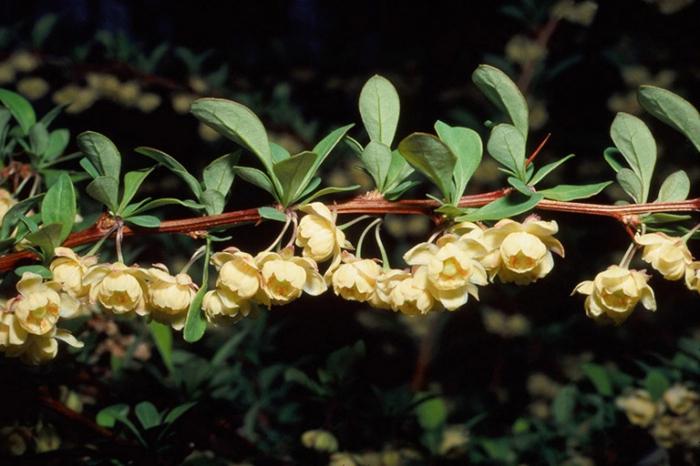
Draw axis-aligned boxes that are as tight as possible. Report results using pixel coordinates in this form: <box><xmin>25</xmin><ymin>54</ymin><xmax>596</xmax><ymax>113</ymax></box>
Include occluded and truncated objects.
<box><xmin>0</xmin><ymin>191</ymin><xmax>699</xmax><ymax>273</ymax></box>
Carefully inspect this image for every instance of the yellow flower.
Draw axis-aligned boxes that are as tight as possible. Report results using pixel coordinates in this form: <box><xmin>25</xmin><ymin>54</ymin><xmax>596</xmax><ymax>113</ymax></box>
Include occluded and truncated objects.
<box><xmin>9</xmin><ymin>51</ymin><xmax>39</xmax><ymax>72</ymax></box>
<box><xmin>295</xmin><ymin>202</ymin><xmax>351</xmax><ymax>262</ymax></box>
<box><xmin>3</xmin><ymin>328</ymin><xmax>82</xmax><ymax>365</ymax></box>
<box><xmin>9</xmin><ymin>273</ymin><xmax>74</xmax><ymax>335</ymax></box>
<box><xmin>16</xmin><ymin>77</ymin><xmax>49</xmax><ymax>100</ymax></box>
<box><xmin>212</xmin><ymin>248</ymin><xmax>264</xmax><ymax>300</ymax></box>
<box><xmin>146</xmin><ymin>265</ymin><xmax>197</xmax><ymax>330</ymax></box>
<box><xmin>301</xmin><ymin>429</ymin><xmax>339</xmax><ymax>453</ymax></box>
<box><xmin>256</xmin><ymin>247</ymin><xmax>327</xmax><ymax>306</ymax></box>
<box><xmin>0</xmin><ymin>188</ymin><xmax>17</xmax><ymax>224</ymax></box>
<box><xmin>368</xmin><ymin>268</ymin><xmax>409</xmax><ymax>310</ymax></box>
<box><xmin>172</xmin><ymin>93</ymin><xmax>196</xmax><ymax>114</ymax></box>
<box><xmin>404</xmin><ymin>234</ymin><xmax>488</xmax><ymax>310</ymax></box>
<box><xmin>616</xmin><ymin>390</ymin><xmax>658</xmax><ymax>427</ymax></box>
<box><xmin>389</xmin><ymin>267</ymin><xmax>437</xmax><ymax>315</ymax></box>
<box><xmin>573</xmin><ymin>265</ymin><xmax>656</xmax><ymax>324</ymax></box>
<box><xmin>482</xmin><ymin>218</ymin><xmax>565</xmax><ymax>285</ymax></box>
<box><xmin>202</xmin><ymin>288</ymin><xmax>252</xmax><ymax>325</ymax></box>
<box><xmin>636</xmin><ymin>232</ymin><xmax>693</xmax><ymax>280</ymax></box>
<box><xmin>52</xmin><ymin>85</ymin><xmax>97</xmax><ymax>114</ymax></box>
<box><xmin>685</xmin><ymin>261</ymin><xmax>700</xmax><ymax>292</ymax></box>
<box><xmin>84</xmin><ymin>263</ymin><xmax>148</xmax><ymax>314</ymax></box>
<box><xmin>663</xmin><ymin>385</ymin><xmax>699</xmax><ymax>415</ymax></box>
<box><xmin>136</xmin><ymin>93</ymin><xmax>161</xmax><ymax>113</ymax></box>
<box><xmin>0</xmin><ymin>62</ymin><xmax>15</xmax><ymax>85</ymax></box>
<box><xmin>50</xmin><ymin>247</ymin><xmax>98</xmax><ymax>298</ymax></box>
<box><xmin>115</xmin><ymin>81</ymin><xmax>141</xmax><ymax>106</ymax></box>
<box><xmin>0</xmin><ymin>312</ymin><xmax>28</xmax><ymax>348</ymax></box>
<box><xmin>331</xmin><ymin>253</ymin><xmax>382</xmax><ymax>302</ymax></box>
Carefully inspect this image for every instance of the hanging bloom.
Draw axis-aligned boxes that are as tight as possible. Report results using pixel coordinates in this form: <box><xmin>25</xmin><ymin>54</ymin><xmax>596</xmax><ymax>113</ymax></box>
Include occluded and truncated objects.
<box><xmin>3</xmin><ymin>328</ymin><xmax>83</xmax><ymax>365</ymax></box>
<box><xmin>685</xmin><ymin>261</ymin><xmax>700</xmax><ymax>292</ymax></box>
<box><xmin>389</xmin><ymin>267</ymin><xmax>438</xmax><ymax>315</ymax></box>
<box><xmin>481</xmin><ymin>218</ymin><xmax>564</xmax><ymax>285</ymax></box>
<box><xmin>331</xmin><ymin>253</ymin><xmax>382</xmax><ymax>302</ymax></box>
<box><xmin>202</xmin><ymin>288</ymin><xmax>252</xmax><ymax>325</ymax></box>
<box><xmin>256</xmin><ymin>247</ymin><xmax>327</xmax><ymax>306</ymax></box>
<box><xmin>636</xmin><ymin>232</ymin><xmax>693</xmax><ymax>281</ymax></box>
<box><xmin>211</xmin><ymin>248</ymin><xmax>264</xmax><ymax>301</ymax></box>
<box><xmin>573</xmin><ymin>265</ymin><xmax>656</xmax><ymax>324</ymax></box>
<box><xmin>663</xmin><ymin>385</ymin><xmax>699</xmax><ymax>415</ymax></box>
<box><xmin>84</xmin><ymin>263</ymin><xmax>148</xmax><ymax>315</ymax></box>
<box><xmin>404</xmin><ymin>234</ymin><xmax>488</xmax><ymax>310</ymax></box>
<box><xmin>0</xmin><ymin>188</ymin><xmax>17</xmax><ymax>224</ymax></box>
<box><xmin>8</xmin><ymin>273</ymin><xmax>78</xmax><ymax>335</ymax></box>
<box><xmin>0</xmin><ymin>311</ymin><xmax>28</xmax><ymax>348</ymax></box>
<box><xmin>295</xmin><ymin>202</ymin><xmax>352</xmax><ymax>262</ymax></box>
<box><xmin>145</xmin><ymin>265</ymin><xmax>197</xmax><ymax>330</ymax></box>
<box><xmin>50</xmin><ymin>247</ymin><xmax>98</xmax><ymax>299</ymax></box>
<box><xmin>616</xmin><ymin>389</ymin><xmax>658</xmax><ymax>427</ymax></box>
<box><xmin>368</xmin><ymin>268</ymin><xmax>410</xmax><ymax>310</ymax></box>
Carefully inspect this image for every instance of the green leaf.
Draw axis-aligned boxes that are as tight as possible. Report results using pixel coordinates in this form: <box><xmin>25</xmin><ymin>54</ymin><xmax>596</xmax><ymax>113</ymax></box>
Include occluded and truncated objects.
<box><xmin>487</xmin><ymin>124</ymin><xmax>526</xmax><ymax>180</ymax></box>
<box><xmin>79</xmin><ymin>157</ymin><xmax>100</xmax><ymax>179</ymax></box>
<box><xmin>617</xmin><ymin>168</ymin><xmax>644</xmax><ymax>204</ymax></box>
<box><xmin>0</xmin><ymin>194</ymin><xmax>43</xmax><ymax>238</ymax></box>
<box><xmin>258</xmin><ymin>206</ymin><xmax>287</xmax><ymax>222</ymax></box>
<box><xmin>15</xmin><ymin>264</ymin><xmax>52</xmax><ymax>279</ymax></box>
<box><xmin>124</xmin><ymin>198</ymin><xmax>203</xmax><ymax>216</ymax></box>
<box><xmin>300</xmin><ymin>185</ymin><xmax>360</xmax><ymax>204</ymax></box>
<box><xmin>32</xmin><ymin>14</ymin><xmax>58</xmax><ymax>47</ymax></box>
<box><xmin>86</xmin><ymin>176</ymin><xmax>119</xmax><ymax>212</ymax></box>
<box><xmin>26</xmin><ymin>223</ymin><xmax>62</xmax><ymax>258</ymax></box>
<box><xmin>135</xmin><ymin>401</ymin><xmax>161</xmax><ymax>430</ymax></box>
<box><xmin>457</xmin><ymin>192</ymin><xmax>543</xmax><ymax>222</ymax></box>
<box><xmin>42</xmin><ymin>129</ymin><xmax>70</xmax><ymax>162</ymax></box>
<box><xmin>507</xmin><ymin>177</ymin><xmax>532</xmax><ymax>196</ymax></box>
<box><xmin>163</xmin><ymin>402</ymin><xmax>196</xmax><ymax>425</ymax></box>
<box><xmin>360</xmin><ymin>141</ymin><xmax>392</xmax><ymax>191</ymax></box>
<box><xmin>233</xmin><ymin>166</ymin><xmax>278</xmax><ymax>200</ymax></box>
<box><xmin>269</xmin><ymin>142</ymin><xmax>290</xmax><ymax>162</ymax></box>
<box><xmin>77</xmin><ymin>131</ymin><xmax>121</xmax><ymax>181</ymax></box>
<box><xmin>29</xmin><ymin>122</ymin><xmax>49</xmax><ymax>157</ymax></box>
<box><xmin>657</xmin><ymin>170</ymin><xmax>690</xmax><ymax>202</ymax></box>
<box><xmin>96</xmin><ymin>404</ymin><xmax>129</xmax><ymax>428</ymax></box>
<box><xmin>41</xmin><ymin>172</ymin><xmax>76</xmax><ymax>242</ymax></box>
<box><xmin>415</xmin><ymin>396</ymin><xmax>447</xmax><ymax>430</ymax></box>
<box><xmin>644</xmin><ymin>370</ymin><xmax>670</xmax><ymax>401</ymax></box>
<box><xmin>398</xmin><ymin>133</ymin><xmax>456</xmax><ymax>199</ymax></box>
<box><xmin>472</xmin><ymin>64</ymin><xmax>529</xmax><ymax>137</ymax></box>
<box><xmin>538</xmin><ymin>182</ymin><xmax>611</xmax><ymax>201</ymax></box>
<box><xmin>0</xmin><ymin>88</ymin><xmax>36</xmax><ymax>135</ymax></box>
<box><xmin>384</xmin><ymin>150</ymin><xmax>414</xmax><ymax>190</ymax></box>
<box><xmin>385</xmin><ymin>180</ymin><xmax>421</xmax><ymax>201</ymax></box>
<box><xmin>610</xmin><ymin>113</ymin><xmax>656</xmax><ymax>202</ymax></box>
<box><xmin>125</xmin><ymin>215</ymin><xmax>160</xmax><ymax>228</ymax></box>
<box><xmin>582</xmin><ymin>363</ymin><xmax>613</xmax><ymax>396</ymax></box>
<box><xmin>148</xmin><ymin>320</ymin><xmax>173</xmax><ymax>373</ymax></box>
<box><xmin>359</xmin><ymin>75</ymin><xmax>400</xmax><ymax>146</ymax></box>
<box><xmin>272</xmin><ymin>151</ymin><xmax>318</xmax><ymax>206</ymax></box>
<box><xmin>638</xmin><ymin>85</ymin><xmax>700</xmax><ymax>153</ymax></box>
<box><xmin>190</xmin><ymin>98</ymin><xmax>274</xmax><ymax>176</ymax></box>
<box><xmin>312</xmin><ymin>124</ymin><xmax>354</xmax><ymax>173</ymax></box>
<box><xmin>603</xmin><ymin>147</ymin><xmax>624</xmax><ymax>173</ymax></box>
<box><xmin>434</xmin><ymin>121</ymin><xmax>482</xmax><ymax>202</ymax></box>
<box><xmin>552</xmin><ymin>386</ymin><xmax>577</xmax><ymax>425</ymax></box>
<box><xmin>203</xmin><ymin>152</ymin><xmax>239</xmax><ymax>196</ymax></box>
<box><xmin>184</xmin><ymin>240</ymin><xmax>210</xmax><ymax>343</ymax></box>
<box><xmin>529</xmin><ymin>154</ymin><xmax>575</xmax><ymax>185</ymax></box>
<box><xmin>118</xmin><ymin>167</ymin><xmax>155</xmax><ymax>213</ymax></box>
<box><xmin>135</xmin><ymin>147</ymin><xmax>202</xmax><ymax>198</ymax></box>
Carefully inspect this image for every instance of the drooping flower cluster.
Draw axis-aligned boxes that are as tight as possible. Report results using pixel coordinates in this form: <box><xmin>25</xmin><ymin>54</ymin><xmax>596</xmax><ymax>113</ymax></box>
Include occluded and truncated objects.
<box><xmin>616</xmin><ymin>384</ymin><xmax>700</xmax><ymax>449</ymax></box>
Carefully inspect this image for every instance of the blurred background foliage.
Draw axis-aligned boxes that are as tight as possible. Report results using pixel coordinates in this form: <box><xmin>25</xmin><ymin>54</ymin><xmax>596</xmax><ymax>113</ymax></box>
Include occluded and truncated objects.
<box><xmin>1</xmin><ymin>0</ymin><xmax>700</xmax><ymax>464</ymax></box>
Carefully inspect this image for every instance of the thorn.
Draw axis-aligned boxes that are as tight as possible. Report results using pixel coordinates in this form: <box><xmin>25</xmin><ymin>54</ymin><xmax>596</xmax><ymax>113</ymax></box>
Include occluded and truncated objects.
<box><xmin>525</xmin><ymin>133</ymin><xmax>551</xmax><ymax>167</ymax></box>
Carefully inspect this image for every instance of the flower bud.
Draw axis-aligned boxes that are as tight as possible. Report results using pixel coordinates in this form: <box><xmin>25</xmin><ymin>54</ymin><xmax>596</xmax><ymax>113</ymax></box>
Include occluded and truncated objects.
<box><xmin>573</xmin><ymin>265</ymin><xmax>656</xmax><ymax>324</ymax></box>
<box><xmin>202</xmin><ymin>288</ymin><xmax>252</xmax><ymax>325</ymax></box>
<box><xmin>301</xmin><ymin>429</ymin><xmax>338</xmax><ymax>453</ymax></box>
<box><xmin>636</xmin><ymin>232</ymin><xmax>692</xmax><ymax>280</ymax></box>
<box><xmin>9</xmin><ymin>273</ymin><xmax>68</xmax><ymax>335</ymax></box>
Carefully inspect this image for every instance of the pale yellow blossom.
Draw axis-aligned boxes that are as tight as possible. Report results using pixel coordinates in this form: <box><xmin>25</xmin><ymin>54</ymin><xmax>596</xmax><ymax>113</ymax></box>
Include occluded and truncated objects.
<box><xmin>295</xmin><ymin>202</ymin><xmax>351</xmax><ymax>264</ymax></box>
<box><xmin>331</xmin><ymin>253</ymin><xmax>382</xmax><ymax>302</ymax></box>
<box><xmin>146</xmin><ymin>265</ymin><xmax>197</xmax><ymax>330</ymax></box>
<box><xmin>404</xmin><ymin>234</ymin><xmax>488</xmax><ymax>310</ymax></box>
<box><xmin>482</xmin><ymin>218</ymin><xmax>564</xmax><ymax>285</ymax></box>
<box><xmin>616</xmin><ymin>389</ymin><xmax>658</xmax><ymax>427</ymax></box>
<box><xmin>50</xmin><ymin>247</ymin><xmax>98</xmax><ymax>299</ymax></box>
<box><xmin>16</xmin><ymin>77</ymin><xmax>49</xmax><ymax>100</ymax></box>
<box><xmin>84</xmin><ymin>263</ymin><xmax>148</xmax><ymax>314</ymax></box>
<box><xmin>663</xmin><ymin>385</ymin><xmax>699</xmax><ymax>415</ymax></box>
<box><xmin>0</xmin><ymin>312</ymin><xmax>28</xmax><ymax>348</ymax></box>
<box><xmin>0</xmin><ymin>188</ymin><xmax>17</xmax><ymax>225</ymax></box>
<box><xmin>389</xmin><ymin>266</ymin><xmax>437</xmax><ymax>315</ymax></box>
<box><xmin>172</xmin><ymin>93</ymin><xmax>196</xmax><ymax>114</ymax></box>
<box><xmin>202</xmin><ymin>288</ymin><xmax>252</xmax><ymax>325</ymax></box>
<box><xmin>9</xmin><ymin>51</ymin><xmax>39</xmax><ymax>72</ymax></box>
<box><xmin>369</xmin><ymin>268</ymin><xmax>409</xmax><ymax>310</ymax></box>
<box><xmin>0</xmin><ymin>62</ymin><xmax>15</xmax><ymax>85</ymax></box>
<box><xmin>636</xmin><ymin>232</ymin><xmax>693</xmax><ymax>280</ymax></box>
<box><xmin>685</xmin><ymin>261</ymin><xmax>700</xmax><ymax>292</ymax></box>
<box><xmin>573</xmin><ymin>265</ymin><xmax>656</xmax><ymax>324</ymax></box>
<box><xmin>212</xmin><ymin>247</ymin><xmax>265</xmax><ymax>301</ymax></box>
<box><xmin>256</xmin><ymin>247</ymin><xmax>326</xmax><ymax>306</ymax></box>
<box><xmin>3</xmin><ymin>327</ymin><xmax>82</xmax><ymax>365</ymax></box>
<box><xmin>9</xmin><ymin>273</ymin><xmax>77</xmax><ymax>335</ymax></box>
<box><xmin>301</xmin><ymin>429</ymin><xmax>338</xmax><ymax>453</ymax></box>
<box><xmin>136</xmin><ymin>93</ymin><xmax>161</xmax><ymax>113</ymax></box>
